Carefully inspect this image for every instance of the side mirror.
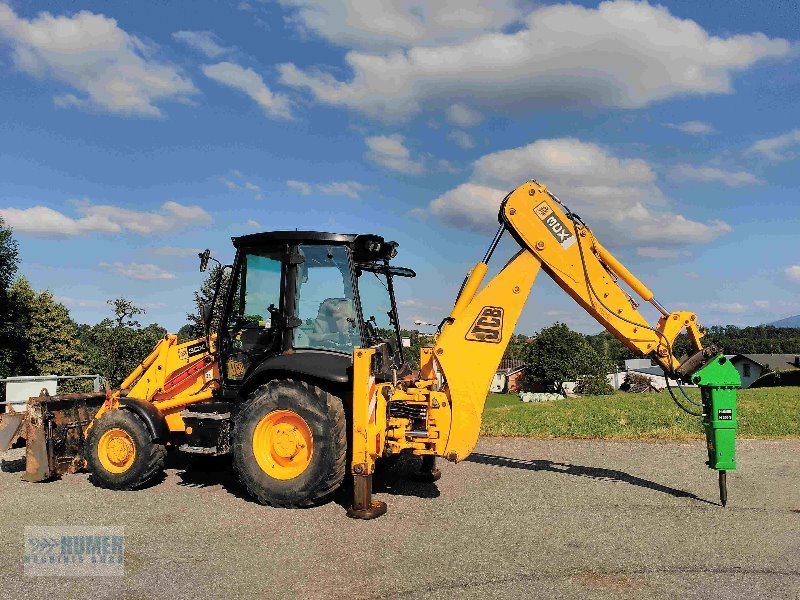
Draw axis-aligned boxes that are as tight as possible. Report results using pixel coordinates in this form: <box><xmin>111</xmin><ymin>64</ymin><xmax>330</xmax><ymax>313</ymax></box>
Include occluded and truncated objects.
<box><xmin>201</xmin><ymin>300</ymin><xmax>214</xmax><ymax>328</ymax></box>
<box><xmin>198</xmin><ymin>249</ymin><xmax>211</xmax><ymax>273</ymax></box>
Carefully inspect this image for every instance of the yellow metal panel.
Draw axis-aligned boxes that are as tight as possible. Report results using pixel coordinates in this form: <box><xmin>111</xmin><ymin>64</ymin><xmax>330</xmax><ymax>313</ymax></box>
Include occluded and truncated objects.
<box><xmin>351</xmin><ymin>348</ymin><xmax>386</xmax><ymax>475</ymax></box>
<box><xmin>435</xmin><ymin>250</ymin><xmax>541</xmax><ymax>460</ymax></box>
<box><xmin>503</xmin><ymin>181</ymin><xmax>687</xmax><ymax>372</ymax></box>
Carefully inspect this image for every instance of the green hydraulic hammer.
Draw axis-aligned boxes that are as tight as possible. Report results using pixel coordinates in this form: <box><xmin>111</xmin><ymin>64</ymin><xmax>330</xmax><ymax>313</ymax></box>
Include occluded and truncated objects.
<box><xmin>690</xmin><ymin>355</ymin><xmax>741</xmax><ymax>506</ymax></box>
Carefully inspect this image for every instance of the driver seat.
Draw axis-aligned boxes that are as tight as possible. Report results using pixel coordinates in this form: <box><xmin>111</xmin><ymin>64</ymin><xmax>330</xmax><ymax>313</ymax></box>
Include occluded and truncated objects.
<box><xmin>308</xmin><ymin>298</ymin><xmax>355</xmax><ymax>343</ymax></box>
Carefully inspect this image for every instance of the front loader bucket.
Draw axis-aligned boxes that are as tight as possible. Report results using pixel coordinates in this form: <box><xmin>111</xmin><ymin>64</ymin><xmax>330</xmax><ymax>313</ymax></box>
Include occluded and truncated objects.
<box><xmin>0</xmin><ymin>411</ymin><xmax>26</xmax><ymax>451</ymax></box>
<box><xmin>3</xmin><ymin>392</ymin><xmax>106</xmax><ymax>482</ymax></box>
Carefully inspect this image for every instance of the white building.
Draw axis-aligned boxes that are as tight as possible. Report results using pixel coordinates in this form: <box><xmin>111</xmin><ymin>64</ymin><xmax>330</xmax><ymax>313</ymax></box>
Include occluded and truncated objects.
<box><xmin>726</xmin><ymin>354</ymin><xmax>800</xmax><ymax>388</ymax></box>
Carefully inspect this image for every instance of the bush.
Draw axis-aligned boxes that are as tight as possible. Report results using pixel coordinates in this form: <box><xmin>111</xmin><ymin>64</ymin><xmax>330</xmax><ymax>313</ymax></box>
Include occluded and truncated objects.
<box><xmin>574</xmin><ymin>374</ymin><xmax>614</xmax><ymax>396</ymax></box>
<box><xmin>525</xmin><ymin>323</ymin><xmax>613</xmax><ymax>394</ymax></box>
<box><xmin>620</xmin><ymin>372</ymin><xmax>655</xmax><ymax>393</ymax></box>
<box><xmin>750</xmin><ymin>369</ymin><xmax>800</xmax><ymax>388</ymax></box>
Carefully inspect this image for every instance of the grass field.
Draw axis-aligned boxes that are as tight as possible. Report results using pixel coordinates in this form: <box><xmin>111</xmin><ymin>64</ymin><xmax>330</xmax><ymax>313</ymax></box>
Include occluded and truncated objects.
<box><xmin>481</xmin><ymin>386</ymin><xmax>800</xmax><ymax>440</ymax></box>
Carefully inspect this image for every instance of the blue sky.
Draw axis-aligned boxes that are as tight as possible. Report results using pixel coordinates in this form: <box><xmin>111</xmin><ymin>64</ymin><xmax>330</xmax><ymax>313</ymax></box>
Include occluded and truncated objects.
<box><xmin>0</xmin><ymin>0</ymin><xmax>798</xmax><ymax>335</ymax></box>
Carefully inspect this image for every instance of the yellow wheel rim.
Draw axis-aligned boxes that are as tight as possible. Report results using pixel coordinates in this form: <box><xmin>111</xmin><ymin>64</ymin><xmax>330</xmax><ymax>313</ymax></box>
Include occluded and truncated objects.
<box><xmin>253</xmin><ymin>410</ymin><xmax>314</xmax><ymax>480</ymax></box>
<box><xmin>97</xmin><ymin>428</ymin><xmax>136</xmax><ymax>474</ymax></box>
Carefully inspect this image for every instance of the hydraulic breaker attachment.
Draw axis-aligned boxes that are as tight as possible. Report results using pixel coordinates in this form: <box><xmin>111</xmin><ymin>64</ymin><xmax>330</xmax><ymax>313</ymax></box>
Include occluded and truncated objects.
<box><xmin>690</xmin><ymin>355</ymin><xmax>740</xmax><ymax>506</ymax></box>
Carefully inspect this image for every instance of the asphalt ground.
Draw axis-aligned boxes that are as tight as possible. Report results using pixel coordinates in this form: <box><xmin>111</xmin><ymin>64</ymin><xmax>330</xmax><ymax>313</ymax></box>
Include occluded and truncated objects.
<box><xmin>0</xmin><ymin>438</ymin><xmax>797</xmax><ymax>600</ymax></box>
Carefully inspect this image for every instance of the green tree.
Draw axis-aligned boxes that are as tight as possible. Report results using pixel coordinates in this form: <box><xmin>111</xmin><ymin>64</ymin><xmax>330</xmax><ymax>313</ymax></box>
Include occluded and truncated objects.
<box><xmin>177</xmin><ymin>323</ymin><xmax>196</xmax><ymax>343</ymax></box>
<box><xmin>397</xmin><ymin>328</ymin><xmax>435</xmax><ymax>370</ymax></box>
<box><xmin>502</xmin><ymin>333</ymin><xmax>532</xmax><ymax>362</ymax></box>
<box><xmin>186</xmin><ymin>265</ymin><xmax>230</xmax><ymax>338</ymax></box>
<box><xmin>585</xmin><ymin>331</ymin><xmax>636</xmax><ymax>369</ymax></box>
<box><xmin>524</xmin><ymin>322</ymin><xmax>613</xmax><ymax>394</ymax></box>
<box><xmin>7</xmin><ymin>278</ymin><xmax>85</xmax><ymax>378</ymax></box>
<box><xmin>78</xmin><ymin>299</ymin><xmax>167</xmax><ymax>387</ymax></box>
<box><xmin>0</xmin><ymin>216</ymin><xmax>21</xmax><ymax>377</ymax></box>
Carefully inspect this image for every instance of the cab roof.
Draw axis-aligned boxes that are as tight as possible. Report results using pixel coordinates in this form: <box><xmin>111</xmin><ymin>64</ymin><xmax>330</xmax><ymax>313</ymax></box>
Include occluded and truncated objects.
<box><xmin>232</xmin><ymin>230</ymin><xmax>366</xmax><ymax>249</ymax></box>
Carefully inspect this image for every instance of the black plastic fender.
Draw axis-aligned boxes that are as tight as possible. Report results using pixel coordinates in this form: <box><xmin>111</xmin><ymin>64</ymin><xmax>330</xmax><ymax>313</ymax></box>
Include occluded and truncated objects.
<box><xmin>118</xmin><ymin>397</ymin><xmax>169</xmax><ymax>441</ymax></box>
<box><xmin>242</xmin><ymin>349</ymin><xmax>352</xmax><ymax>394</ymax></box>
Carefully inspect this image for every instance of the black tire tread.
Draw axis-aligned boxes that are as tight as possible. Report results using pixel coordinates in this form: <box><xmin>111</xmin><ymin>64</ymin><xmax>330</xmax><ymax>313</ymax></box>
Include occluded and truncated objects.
<box><xmin>87</xmin><ymin>410</ymin><xmax>167</xmax><ymax>491</ymax></box>
<box><xmin>233</xmin><ymin>379</ymin><xmax>347</xmax><ymax>508</ymax></box>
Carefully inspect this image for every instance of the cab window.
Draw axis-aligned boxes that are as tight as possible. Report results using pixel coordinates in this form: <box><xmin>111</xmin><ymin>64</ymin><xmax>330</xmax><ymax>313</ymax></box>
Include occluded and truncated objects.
<box><xmin>293</xmin><ymin>245</ymin><xmax>361</xmax><ymax>353</ymax></box>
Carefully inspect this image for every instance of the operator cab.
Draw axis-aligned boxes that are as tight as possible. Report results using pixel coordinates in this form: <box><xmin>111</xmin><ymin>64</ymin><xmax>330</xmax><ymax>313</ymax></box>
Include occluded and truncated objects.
<box><xmin>214</xmin><ymin>231</ymin><xmax>414</xmax><ymax>397</ymax></box>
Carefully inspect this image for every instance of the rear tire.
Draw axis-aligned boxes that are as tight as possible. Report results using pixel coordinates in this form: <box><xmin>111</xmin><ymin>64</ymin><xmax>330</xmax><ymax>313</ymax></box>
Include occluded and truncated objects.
<box><xmin>233</xmin><ymin>380</ymin><xmax>346</xmax><ymax>507</ymax></box>
<box><xmin>86</xmin><ymin>410</ymin><xmax>166</xmax><ymax>490</ymax></box>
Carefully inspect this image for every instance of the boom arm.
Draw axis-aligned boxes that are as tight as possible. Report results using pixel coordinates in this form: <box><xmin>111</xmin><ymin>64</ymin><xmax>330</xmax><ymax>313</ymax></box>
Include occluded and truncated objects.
<box><xmin>348</xmin><ymin>180</ymin><xmax>739</xmax><ymax>518</ymax></box>
<box><xmin>432</xmin><ymin>180</ymin><xmax>723</xmax><ymax>460</ymax></box>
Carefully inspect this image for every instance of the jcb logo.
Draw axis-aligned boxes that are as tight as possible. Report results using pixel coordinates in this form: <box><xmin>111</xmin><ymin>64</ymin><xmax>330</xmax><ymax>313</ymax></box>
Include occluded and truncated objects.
<box><xmin>466</xmin><ymin>306</ymin><xmax>504</xmax><ymax>344</ymax></box>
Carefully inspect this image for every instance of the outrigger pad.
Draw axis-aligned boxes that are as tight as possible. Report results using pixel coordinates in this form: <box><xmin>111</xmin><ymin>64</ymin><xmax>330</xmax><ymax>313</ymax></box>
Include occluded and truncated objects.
<box><xmin>346</xmin><ymin>500</ymin><xmax>387</xmax><ymax>520</ymax></box>
<box><xmin>347</xmin><ymin>474</ymin><xmax>388</xmax><ymax>520</ymax></box>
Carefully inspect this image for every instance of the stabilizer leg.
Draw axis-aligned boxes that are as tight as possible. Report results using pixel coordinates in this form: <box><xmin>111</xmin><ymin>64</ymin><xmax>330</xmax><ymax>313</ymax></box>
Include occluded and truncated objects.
<box><xmin>347</xmin><ymin>474</ymin><xmax>387</xmax><ymax>520</ymax></box>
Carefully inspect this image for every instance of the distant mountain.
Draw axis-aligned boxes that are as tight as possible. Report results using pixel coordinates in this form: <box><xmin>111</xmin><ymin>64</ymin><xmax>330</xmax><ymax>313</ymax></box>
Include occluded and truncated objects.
<box><xmin>768</xmin><ymin>315</ymin><xmax>800</xmax><ymax>328</ymax></box>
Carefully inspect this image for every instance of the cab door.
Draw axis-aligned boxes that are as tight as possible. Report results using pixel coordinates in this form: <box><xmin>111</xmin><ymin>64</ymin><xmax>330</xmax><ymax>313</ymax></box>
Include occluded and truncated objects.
<box><xmin>221</xmin><ymin>248</ymin><xmax>284</xmax><ymax>388</ymax></box>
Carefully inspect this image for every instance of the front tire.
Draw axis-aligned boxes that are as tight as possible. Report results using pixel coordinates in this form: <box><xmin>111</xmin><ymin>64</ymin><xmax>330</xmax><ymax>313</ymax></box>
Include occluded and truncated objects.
<box><xmin>86</xmin><ymin>409</ymin><xmax>166</xmax><ymax>490</ymax></box>
<box><xmin>233</xmin><ymin>380</ymin><xmax>346</xmax><ymax>507</ymax></box>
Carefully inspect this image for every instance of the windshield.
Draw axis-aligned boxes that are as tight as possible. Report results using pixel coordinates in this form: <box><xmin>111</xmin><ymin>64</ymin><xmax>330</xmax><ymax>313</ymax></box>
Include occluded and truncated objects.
<box><xmin>293</xmin><ymin>245</ymin><xmax>362</xmax><ymax>353</ymax></box>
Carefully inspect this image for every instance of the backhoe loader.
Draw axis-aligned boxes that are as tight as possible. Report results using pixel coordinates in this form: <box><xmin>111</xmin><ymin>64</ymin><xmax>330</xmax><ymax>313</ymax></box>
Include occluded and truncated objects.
<box><xmin>0</xmin><ymin>180</ymin><xmax>739</xmax><ymax>518</ymax></box>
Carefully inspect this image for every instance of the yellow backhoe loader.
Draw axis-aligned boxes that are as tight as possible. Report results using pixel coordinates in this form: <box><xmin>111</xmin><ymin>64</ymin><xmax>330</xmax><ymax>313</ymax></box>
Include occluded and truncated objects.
<box><xmin>0</xmin><ymin>180</ymin><xmax>739</xmax><ymax>518</ymax></box>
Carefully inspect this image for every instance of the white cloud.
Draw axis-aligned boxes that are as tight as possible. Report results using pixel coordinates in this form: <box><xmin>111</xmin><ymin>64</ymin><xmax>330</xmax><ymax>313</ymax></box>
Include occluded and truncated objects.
<box><xmin>436</xmin><ymin>158</ymin><xmax>459</xmax><ymax>174</ymax></box>
<box><xmin>637</xmin><ymin>247</ymin><xmax>691</xmax><ymax>259</ymax></box>
<box><xmin>708</xmin><ymin>302</ymin><xmax>748</xmax><ymax>314</ymax></box>
<box><xmin>785</xmin><ymin>265</ymin><xmax>800</xmax><ymax>283</ymax></box>
<box><xmin>99</xmin><ymin>262</ymin><xmax>176</xmax><ymax>281</ymax></box>
<box><xmin>365</xmin><ymin>134</ymin><xmax>424</xmax><ymax>174</ymax></box>
<box><xmin>748</xmin><ymin>129</ymin><xmax>800</xmax><ymax>161</ymax></box>
<box><xmin>753</xmin><ymin>300</ymin><xmax>770</xmax><ymax>309</ymax></box>
<box><xmin>0</xmin><ymin>4</ymin><xmax>196</xmax><ymax>116</ymax></box>
<box><xmin>673</xmin><ymin>164</ymin><xmax>762</xmax><ymax>186</ymax></box>
<box><xmin>318</xmin><ymin>182</ymin><xmax>368</xmax><ymax>199</ymax></box>
<box><xmin>152</xmin><ymin>246</ymin><xmax>203</xmax><ymax>258</ymax></box>
<box><xmin>472</xmin><ymin>137</ymin><xmax>656</xmax><ymax>187</ymax></box>
<box><xmin>279</xmin><ymin>1</ymin><xmax>790</xmax><ymax>120</ymax></box>
<box><xmin>398</xmin><ymin>298</ymin><xmax>425</xmax><ymax>308</ymax></box>
<box><xmin>288</xmin><ymin>180</ymin><xmax>369</xmax><ymax>199</ymax></box>
<box><xmin>203</xmin><ymin>61</ymin><xmax>292</xmax><ymax>120</ymax></box>
<box><xmin>246</xmin><ymin>219</ymin><xmax>261</xmax><ymax>229</ymax></box>
<box><xmin>54</xmin><ymin>296</ymin><xmax>108</xmax><ymax>309</ymax></box>
<box><xmin>447</xmin><ymin>130</ymin><xmax>475</xmax><ymax>150</ymax></box>
<box><xmin>446</xmin><ymin>104</ymin><xmax>483</xmax><ymax>128</ymax></box>
<box><xmin>428</xmin><ymin>183</ymin><xmax>504</xmax><ymax>231</ymax></box>
<box><xmin>278</xmin><ymin>0</ymin><xmax>522</xmax><ymax>51</ymax></box>
<box><xmin>220</xmin><ymin>172</ymin><xmax>263</xmax><ymax>198</ymax></box>
<box><xmin>424</xmin><ymin>137</ymin><xmax>732</xmax><ymax>245</ymax></box>
<box><xmin>161</xmin><ymin>201</ymin><xmax>212</xmax><ymax>222</ymax></box>
<box><xmin>287</xmin><ymin>180</ymin><xmax>313</xmax><ymax>195</ymax></box>
<box><xmin>665</xmin><ymin>121</ymin><xmax>716</xmax><ymax>135</ymax></box>
<box><xmin>0</xmin><ymin>201</ymin><xmax>211</xmax><ymax>238</ymax></box>
<box><xmin>172</xmin><ymin>30</ymin><xmax>231</xmax><ymax>58</ymax></box>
